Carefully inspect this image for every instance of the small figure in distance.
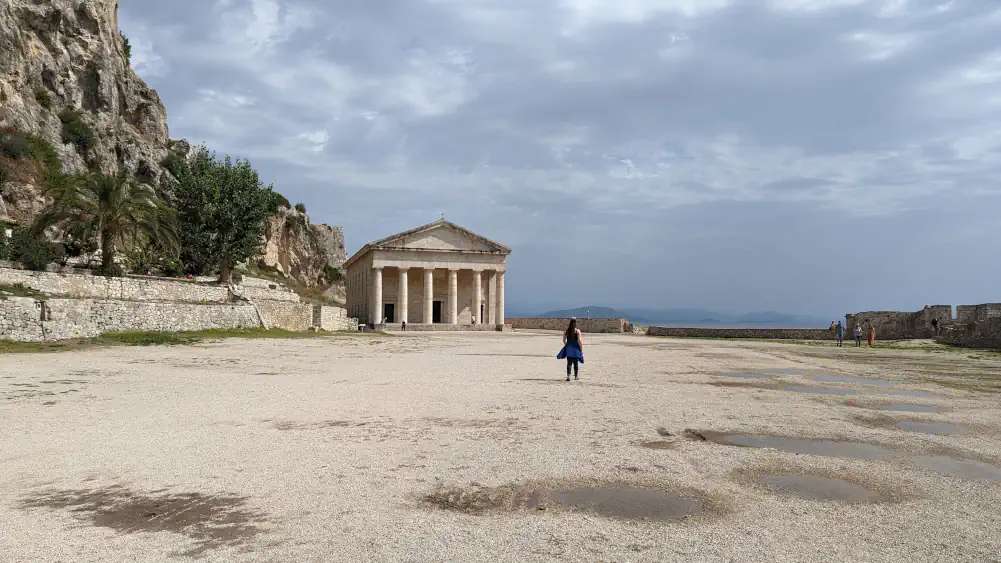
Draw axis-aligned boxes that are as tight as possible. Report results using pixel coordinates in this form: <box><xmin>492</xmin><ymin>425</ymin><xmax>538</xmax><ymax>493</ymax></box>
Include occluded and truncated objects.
<box><xmin>866</xmin><ymin>323</ymin><xmax>876</xmax><ymax>346</ymax></box>
<box><xmin>557</xmin><ymin>317</ymin><xmax>584</xmax><ymax>381</ymax></box>
<box><xmin>853</xmin><ymin>323</ymin><xmax>863</xmax><ymax>347</ymax></box>
<box><xmin>835</xmin><ymin>320</ymin><xmax>844</xmax><ymax>347</ymax></box>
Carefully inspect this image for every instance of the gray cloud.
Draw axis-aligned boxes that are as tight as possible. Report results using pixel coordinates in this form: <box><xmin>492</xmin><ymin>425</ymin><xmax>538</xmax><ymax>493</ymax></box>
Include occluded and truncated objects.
<box><xmin>120</xmin><ymin>0</ymin><xmax>1001</xmax><ymax>317</ymax></box>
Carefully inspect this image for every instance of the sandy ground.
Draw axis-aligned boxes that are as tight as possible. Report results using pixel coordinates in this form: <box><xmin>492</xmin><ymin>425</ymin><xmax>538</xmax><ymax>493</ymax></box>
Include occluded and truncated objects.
<box><xmin>1</xmin><ymin>331</ymin><xmax>1000</xmax><ymax>562</ymax></box>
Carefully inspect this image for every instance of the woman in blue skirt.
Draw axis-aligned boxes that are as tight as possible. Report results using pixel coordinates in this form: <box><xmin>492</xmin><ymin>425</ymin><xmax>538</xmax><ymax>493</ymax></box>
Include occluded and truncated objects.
<box><xmin>557</xmin><ymin>318</ymin><xmax>584</xmax><ymax>381</ymax></box>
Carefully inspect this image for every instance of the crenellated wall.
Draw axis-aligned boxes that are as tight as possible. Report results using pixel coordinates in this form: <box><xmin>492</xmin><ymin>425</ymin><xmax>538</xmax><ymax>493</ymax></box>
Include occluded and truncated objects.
<box><xmin>936</xmin><ymin>303</ymin><xmax>1001</xmax><ymax>349</ymax></box>
<box><xmin>846</xmin><ymin>305</ymin><xmax>952</xmax><ymax>340</ymax></box>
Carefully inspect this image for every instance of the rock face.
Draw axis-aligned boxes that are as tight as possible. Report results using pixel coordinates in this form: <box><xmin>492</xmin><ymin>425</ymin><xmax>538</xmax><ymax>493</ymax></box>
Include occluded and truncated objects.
<box><xmin>257</xmin><ymin>206</ymin><xmax>346</xmax><ymax>288</ymax></box>
<box><xmin>0</xmin><ymin>0</ymin><xmax>169</xmax><ymax>224</ymax></box>
<box><xmin>0</xmin><ymin>1</ymin><xmax>344</xmax><ymax>289</ymax></box>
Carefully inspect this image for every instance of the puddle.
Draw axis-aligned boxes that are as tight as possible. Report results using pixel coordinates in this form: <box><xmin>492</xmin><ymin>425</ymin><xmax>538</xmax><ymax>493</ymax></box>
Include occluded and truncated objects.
<box><xmin>758</xmin><ymin>474</ymin><xmax>886</xmax><ymax>503</ymax></box>
<box><xmin>782</xmin><ymin>385</ymin><xmax>858</xmax><ymax>396</ymax></box>
<box><xmin>688</xmin><ymin>431</ymin><xmax>895</xmax><ymax>460</ymax></box>
<box><xmin>425</xmin><ymin>483</ymin><xmax>703</xmax><ymax>521</ymax></box>
<box><xmin>870</xmin><ymin>403</ymin><xmax>941</xmax><ymax>413</ymax></box>
<box><xmin>912</xmin><ymin>456</ymin><xmax>1001</xmax><ymax>481</ymax></box>
<box><xmin>690</xmin><ymin>430</ymin><xmax>1001</xmax><ymax>481</ymax></box>
<box><xmin>782</xmin><ymin>385</ymin><xmax>941</xmax><ymax>399</ymax></box>
<box><xmin>17</xmin><ymin>486</ymin><xmax>267</xmax><ymax>557</ymax></box>
<box><xmin>766</xmin><ymin>369</ymin><xmax>811</xmax><ymax>375</ymax></box>
<box><xmin>811</xmin><ymin>375</ymin><xmax>894</xmax><ymax>387</ymax></box>
<box><xmin>895</xmin><ymin>421</ymin><xmax>966</xmax><ymax>435</ymax></box>
<box><xmin>531</xmin><ymin>487</ymin><xmax>698</xmax><ymax>521</ymax></box>
<box><xmin>881</xmin><ymin>389</ymin><xmax>940</xmax><ymax>399</ymax></box>
<box><xmin>719</xmin><ymin>372</ymin><xmax>770</xmax><ymax>380</ymax></box>
<box><xmin>639</xmin><ymin>440</ymin><xmax>676</xmax><ymax>450</ymax></box>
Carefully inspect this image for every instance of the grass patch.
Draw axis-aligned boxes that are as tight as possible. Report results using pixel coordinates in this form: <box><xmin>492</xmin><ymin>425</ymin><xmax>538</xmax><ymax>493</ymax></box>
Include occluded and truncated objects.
<box><xmin>0</xmin><ymin>283</ymin><xmax>48</xmax><ymax>300</ymax></box>
<box><xmin>0</xmin><ymin>327</ymin><xmax>382</xmax><ymax>354</ymax></box>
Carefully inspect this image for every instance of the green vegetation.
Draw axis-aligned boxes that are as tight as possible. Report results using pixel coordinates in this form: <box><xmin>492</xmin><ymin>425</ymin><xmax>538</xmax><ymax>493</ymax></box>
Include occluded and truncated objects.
<box><xmin>58</xmin><ymin>108</ymin><xmax>96</xmax><ymax>153</ymax></box>
<box><xmin>31</xmin><ymin>170</ymin><xmax>179</xmax><ymax>275</ymax></box>
<box><xmin>34</xmin><ymin>87</ymin><xmax>53</xmax><ymax>109</ymax></box>
<box><xmin>161</xmin><ymin>144</ymin><xmax>276</xmax><ymax>283</ymax></box>
<box><xmin>0</xmin><ymin>283</ymin><xmax>47</xmax><ymax>300</ymax></box>
<box><xmin>9</xmin><ymin>227</ymin><xmax>65</xmax><ymax>271</ymax></box>
<box><xmin>121</xmin><ymin>32</ymin><xmax>131</xmax><ymax>64</ymax></box>
<box><xmin>294</xmin><ymin>202</ymin><xmax>307</xmax><ymax>213</ymax></box>
<box><xmin>0</xmin><ymin>328</ymin><xmax>383</xmax><ymax>354</ymax></box>
<box><xmin>270</xmin><ymin>192</ymin><xmax>291</xmax><ymax>211</ymax></box>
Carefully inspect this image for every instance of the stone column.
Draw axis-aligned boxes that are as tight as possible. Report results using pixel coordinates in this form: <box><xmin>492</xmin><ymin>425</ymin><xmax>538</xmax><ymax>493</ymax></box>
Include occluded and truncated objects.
<box><xmin>398</xmin><ymin>268</ymin><xmax>408</xmax><ymax>324</ymax></box>
<box><xmin>486</xmin><ymin>271</ymin><xmax>496</xmax><ymax>325</ymax></box>
<box><xmin>496</xmin><ymin>271</ymin><xmax>505</xmax><ymax>326</ymax></box>
<box><xmin>448</xmin><ymin>270</ymin><xmax>458</xmax><ymax>324</ymax></box>
<box><xmin>371</xmin><ymin>267</ymin><xmax>383</xmax><ymax>325</ymax></box>
<box><xmin>423</xmin><ymin>268</ymin><xmax>434</xmax><ymax>324</ymax></box>
<box><xmin>472</xmin><ymin>271</ymin><xmax>482</xmax><ymax>325</ymax></box>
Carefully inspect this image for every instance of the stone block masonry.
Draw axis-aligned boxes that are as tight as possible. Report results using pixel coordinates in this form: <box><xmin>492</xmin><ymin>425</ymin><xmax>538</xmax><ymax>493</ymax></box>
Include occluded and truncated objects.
<box><xmin>314</xmin><ymin>305</ymin><xmax>358</xmax><ymax>332</ymax></box>
<box><xmin>0</xmin><ymin>297</ymin><xmax>260</xmax><ymax>342</ymax></box>
<box><xmin>508</xmin><ymin>318</ymin><xmax>627</xmax><ymax>333</ymax></box>
<box><xmin>0</xmin><ymin>265</ymin><xmax>297</xmax><ymax>303</ymax></box>
<box><xmin>646</xmin><ymin>327</ymin><xmax>832</xmax><ymax>340</ymax></box>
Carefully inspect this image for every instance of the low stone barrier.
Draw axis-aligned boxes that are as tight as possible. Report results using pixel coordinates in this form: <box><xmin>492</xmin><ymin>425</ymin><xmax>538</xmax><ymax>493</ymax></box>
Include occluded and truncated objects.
<box><xmin>509</xmin><ymin>318</ymin><xmax>626</xmax><ymax>333</ymax></box>
<box><xmin>313</xmin><ymin>305</ymin><xmax>358</xmax><ymax>332</ymax></box>
<box><xmin>0</xmin><ymin>265</ymin><xmax>297</xmax><ymax>303</ymax></box>
<box><xmin>646</xmin><ymin>326</ymin><xmax>832</xmax><ymax>340</ymax></box>
<box><xmin>380</xmin><ymin>323</ymin><xmax>504</xmax><ymax>332</ymax></box>
<box><xmin>0</xmin><ymin>297</ymin><xmax>261</xmax><ymax>341</ymax></box>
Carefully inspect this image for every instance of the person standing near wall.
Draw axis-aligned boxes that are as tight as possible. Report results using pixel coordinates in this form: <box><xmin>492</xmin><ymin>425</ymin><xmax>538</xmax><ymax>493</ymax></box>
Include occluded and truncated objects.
<box><xmin>867</xmin><ymin>324</ymin><xmax>876</xmax><ymax>346</ymax></box>
<box><xmin>853</xmin><ymin>323</ymin><xmax>863</xmax><ymax>347</ymax></box>
<box><xmin>835</xmin><ymin>321</ymin><xmax>844</xmax><ymax>347</ymax></box>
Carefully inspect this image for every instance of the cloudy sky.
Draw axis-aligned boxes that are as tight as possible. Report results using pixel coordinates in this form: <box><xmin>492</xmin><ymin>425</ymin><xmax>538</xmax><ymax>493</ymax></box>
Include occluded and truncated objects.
<box><xmin>120</xmin><ymin>0</ymin><xmax>1001</xmax><ymax>317</ymax></box>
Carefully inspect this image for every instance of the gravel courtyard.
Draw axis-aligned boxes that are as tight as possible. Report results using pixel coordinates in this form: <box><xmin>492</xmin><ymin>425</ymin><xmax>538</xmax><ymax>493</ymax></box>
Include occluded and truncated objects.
<box><xmin>2</xmin><ymin>331</ymin><xmax>1000</xmax><ymax>562</ymax></box>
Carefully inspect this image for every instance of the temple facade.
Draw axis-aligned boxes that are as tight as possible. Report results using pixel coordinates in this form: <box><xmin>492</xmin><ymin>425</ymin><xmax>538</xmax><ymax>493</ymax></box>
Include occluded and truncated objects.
<box><xmin>344</xmin><ymin>219</ymin><xmax>510</xmax><ymax>328</ymax></box>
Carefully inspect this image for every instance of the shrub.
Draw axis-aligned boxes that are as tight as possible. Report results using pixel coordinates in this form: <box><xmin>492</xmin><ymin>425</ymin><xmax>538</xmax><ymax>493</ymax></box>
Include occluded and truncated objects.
<box><xmin>270</xmin><ymin>191</ymin><xmax>291</xmax><ymax>211</ymax></box>
<box><xmin>9</xmin><ymin>227</ymin><xmax>65</xmax><ymax>271</ymax></box>
<box><xmin>0</xmin><ymin>130</ymin><xmax>31</xmax><ymax>159</ymax></box>
<box><xmin>0</xmin><ymin>229</ymin><xmax>10</xmax><ymax>261</ymax></box>
<box><xmin>121</xmin><ymin>32</ymin><xmax>131</xmax><ymax>64</ymax></box>
<box><xmin>294</xmin><ymin>202</ymin><xmax>307</xmax><ymax>213</ymax></box>
<box><xmin>34</xmin><ymin>87</ymin><xmax>53</xmax><ymax>109</ymax></box>
<box><xmin>161</xmin><ymin>258</ymin><xmax>184</xmax><ymax>278</ymax></box>
<box><xmin>59</xmin><ymin>108</ymin><xmax>96</xmax><ymax>153</ymax></box>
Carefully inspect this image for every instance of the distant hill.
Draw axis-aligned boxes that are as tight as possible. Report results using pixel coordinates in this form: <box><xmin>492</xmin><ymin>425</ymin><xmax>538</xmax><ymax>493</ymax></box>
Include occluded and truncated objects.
<box><xmin>528</xmin><ymin>305</ymin><xmax>828</xmax><ymax>328</ymax></box>
<box><xmin>536</xmin><ymin>306</ymin><xmax>649</xmax><ymax>324</ymax></box>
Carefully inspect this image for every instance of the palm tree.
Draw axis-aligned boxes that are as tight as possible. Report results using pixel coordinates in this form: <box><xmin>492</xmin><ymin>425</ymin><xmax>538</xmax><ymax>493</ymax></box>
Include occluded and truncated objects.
<box><xmin>33</xmin><ymin>169</ymin><xmax>179</xmax><ymax>274</ymax></box>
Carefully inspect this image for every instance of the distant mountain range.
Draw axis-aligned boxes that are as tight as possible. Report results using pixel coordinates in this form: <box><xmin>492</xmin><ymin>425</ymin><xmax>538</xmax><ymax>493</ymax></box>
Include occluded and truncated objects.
<box><xmin>529</xmin><ymin>305</ymin><xmax>829</xmax><ymax>328</ymax></box>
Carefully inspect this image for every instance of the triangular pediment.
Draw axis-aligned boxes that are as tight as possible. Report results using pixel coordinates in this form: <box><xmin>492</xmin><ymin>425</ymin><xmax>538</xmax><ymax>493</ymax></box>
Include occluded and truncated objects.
<box><xmin>372</xmin><ymin>220</ymin><xmax>509</xmax><ymax>253</ymax></box>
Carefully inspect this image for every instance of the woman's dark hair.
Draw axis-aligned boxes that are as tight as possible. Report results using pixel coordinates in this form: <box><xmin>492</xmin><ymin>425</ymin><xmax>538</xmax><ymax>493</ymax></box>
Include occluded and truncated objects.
<box><xmin>566</xmin><ymin>318</ymin><xmax>577</xmax><ymax>337</ymax></box>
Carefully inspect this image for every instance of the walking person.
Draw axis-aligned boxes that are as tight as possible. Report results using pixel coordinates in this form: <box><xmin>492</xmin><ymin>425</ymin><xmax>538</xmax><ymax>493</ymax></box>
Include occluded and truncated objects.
<box><xmin>866</xmin><ymin>324</ymin><xmax>876</xmax><ymax>346</ymax></box>
<box><xmin>556</xmin><ymin>318</ymin><xmax>584</xmax><ymax>381</ymax></box>
<box><xmin>835</xmin><ymin>321</ymin><xmax>844</xmax><ymax>347</ymax></box>
<box><xmin>853</xmin><ymin>323</ymin><xmax>863</xmax><ymax>347</ymax></box>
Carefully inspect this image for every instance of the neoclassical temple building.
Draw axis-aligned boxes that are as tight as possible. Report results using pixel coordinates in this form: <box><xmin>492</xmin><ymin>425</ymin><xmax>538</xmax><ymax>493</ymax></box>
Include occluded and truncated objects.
<box><xmin>344</xmin><ymin>219</ymin><xmax>510</xmax><ymax>329</ymax></box>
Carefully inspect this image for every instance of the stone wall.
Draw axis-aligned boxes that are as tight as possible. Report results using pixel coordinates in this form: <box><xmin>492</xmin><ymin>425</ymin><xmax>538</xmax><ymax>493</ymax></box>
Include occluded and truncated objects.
<box><xmin>508</xmin><ymin>318</ymin><xmax>627</xmax><ymax>333</ymax></box>
<box><xmin>0</xmin><ymin>297</ymin><xmax>260</xmax><ymax>341</ymax></box>
<box><xmin>314</xmin><ymin>305</ymin><xmax>358</xmax><ymax>332</ymax></box>
<box><xmin>256</xmin><ymin>301</ymin><xmax>314</xmax><ymax>332</ymax></box>
<box><xmin>0</xmin><ymin>266</ymin><xmax>297</xmax><ymax>303</ymax></box>
<box><xmin>646</xmin><ymin>326</ymin><xmax>832</xmax><ymax>340</ymax></box>
<box><xmin>846</xmin><ymin>305</ymin><xmax>951</xmax><ymax>340</ymax></box>
<box><xmin>936</xmin><ymin>303</ymin><xmax>1001</xmax><ymax>350</ymax></box>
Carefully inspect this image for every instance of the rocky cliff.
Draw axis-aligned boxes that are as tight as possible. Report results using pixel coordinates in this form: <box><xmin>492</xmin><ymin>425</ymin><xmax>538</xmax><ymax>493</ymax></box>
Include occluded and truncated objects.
<box><xmin>0</xmin><ymin>0</ymin><xmax>168</xmax><ymax>224</ymax></box>
<box><xmin>0</xmin><ymin>0</ymin><xmax>344</xmax><ymax>290</ymax></box>
<box><xmin>257</xmin><ymin>206</ymin><xmax>345</xmax><ymax>289</ymax></box>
